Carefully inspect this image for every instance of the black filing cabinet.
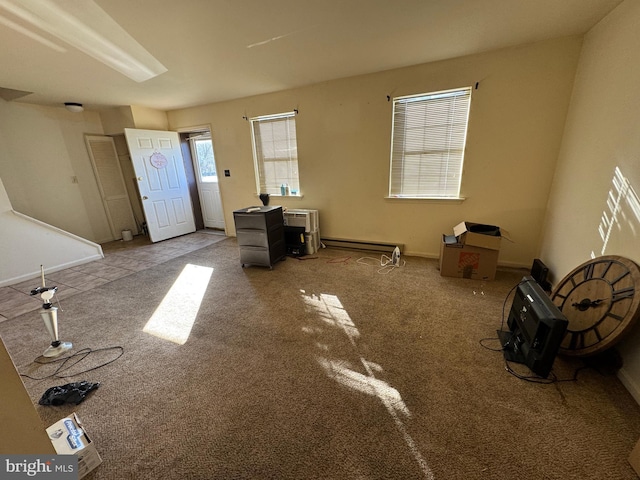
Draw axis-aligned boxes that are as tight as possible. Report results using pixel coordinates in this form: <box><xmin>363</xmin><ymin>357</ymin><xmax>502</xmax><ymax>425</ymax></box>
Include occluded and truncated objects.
<box><xmin>233</xmin><ymin>206</ymin><xmax>286</xmax><ymax>268</ymax></box>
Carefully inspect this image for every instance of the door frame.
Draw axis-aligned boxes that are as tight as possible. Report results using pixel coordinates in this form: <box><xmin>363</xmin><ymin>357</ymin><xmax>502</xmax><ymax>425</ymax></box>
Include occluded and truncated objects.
<box><xmin>176</xmin><ymin>125</ymin><xmax>227</xmax><ymax>235</ymax></box>
<box><xmin>179</xmin><ymin>136</ymin><xmax>204</xmax><ymax>231</ymax></box>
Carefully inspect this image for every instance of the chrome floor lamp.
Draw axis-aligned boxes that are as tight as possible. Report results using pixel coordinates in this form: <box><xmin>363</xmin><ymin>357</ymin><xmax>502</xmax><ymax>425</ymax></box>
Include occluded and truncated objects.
<box><xmin>31</xmin><ymin>266</ymin><xmax>72</xmax><ymax>357</ymax></box>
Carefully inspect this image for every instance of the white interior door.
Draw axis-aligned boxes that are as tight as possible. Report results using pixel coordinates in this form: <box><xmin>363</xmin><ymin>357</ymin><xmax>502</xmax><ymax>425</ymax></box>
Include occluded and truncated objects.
<box><xmin>85</xmin><ymin>134</ymin><xmax>138</xmax><ymax>240</ymax></box>
<box><xmin>189</xmin><ymin>133</ymin><xmax>225</xmax><ymax>229</ymax></box>
<box><xmin>124</xmin><ymin>128</ymin><xmax>196</xmax><ymax>242</ymax></box>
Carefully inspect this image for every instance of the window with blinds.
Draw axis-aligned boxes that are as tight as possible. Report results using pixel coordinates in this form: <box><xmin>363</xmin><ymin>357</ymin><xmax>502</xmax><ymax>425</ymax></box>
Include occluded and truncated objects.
<box><xmin>389</xmin><ymin>87</ymin><xmax>471</xmax><ymax>199</ymax></box>
<box><xmin>250</xmin><ymin>112</ymin><xmax>300</xmax><ymax>196</ymax></box>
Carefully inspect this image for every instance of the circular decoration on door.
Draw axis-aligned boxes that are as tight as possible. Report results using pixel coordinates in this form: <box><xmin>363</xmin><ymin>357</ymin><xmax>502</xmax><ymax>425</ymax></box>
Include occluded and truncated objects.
<box><xmin>150</xmin><ymin>152</ymin><xmax>168</xmax><ymax>169</ymax></box>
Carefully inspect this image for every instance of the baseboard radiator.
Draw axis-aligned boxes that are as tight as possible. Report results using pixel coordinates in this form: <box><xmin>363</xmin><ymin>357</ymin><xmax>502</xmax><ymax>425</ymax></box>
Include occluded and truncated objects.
<box><xmin>320</xmin><ymin>237</ymin><xmax>403</xmax><ymax>254</ymax></box>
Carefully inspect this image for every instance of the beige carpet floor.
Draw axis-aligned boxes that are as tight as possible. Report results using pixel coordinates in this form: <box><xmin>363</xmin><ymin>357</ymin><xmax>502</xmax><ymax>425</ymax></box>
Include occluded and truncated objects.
<box><xmin>1</xmin><ymin>237</ymin><xmax>639</xmax><ymax>479</ymax></box>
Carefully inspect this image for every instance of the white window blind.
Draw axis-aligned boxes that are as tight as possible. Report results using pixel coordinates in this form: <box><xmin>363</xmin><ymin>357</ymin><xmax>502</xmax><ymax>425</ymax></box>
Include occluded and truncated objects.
<box><xmin>251</xmin><ymin>112</ymin><xmax>300</xmax><ymax>196</ymax></box>
<box><xmin>389</xmin><ymin>87</ymin><xmax>471</xmax><ymax>199</ymax></box>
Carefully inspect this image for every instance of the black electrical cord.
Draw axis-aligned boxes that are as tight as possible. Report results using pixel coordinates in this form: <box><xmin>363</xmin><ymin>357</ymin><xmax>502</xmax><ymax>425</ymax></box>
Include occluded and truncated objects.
<box><xmin>504</xmin><ymin>358</ymin><xmax>589</xmax><ymax>384</ymax></box>
<box><xmin>20</xmin><ymin>346</ymin><xmax>124</xmax><ymax>380</ymax></box>
<box><xmin>479</xmin><ymin>280</ymin><xmax>522</xmax><ymax>351</ymax></box>
<box><xmin>504</xmin><ymin>359</ymin><xmax>558</xmax><ymax>384</ymax></box>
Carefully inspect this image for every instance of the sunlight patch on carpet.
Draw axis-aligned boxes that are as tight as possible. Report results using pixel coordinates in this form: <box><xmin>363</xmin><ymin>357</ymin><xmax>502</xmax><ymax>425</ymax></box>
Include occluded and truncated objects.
<box><xmin>143</xmin><ymin>264</ymin><xmax>213</xmax><ymax>345</ymax></box>
<box><xmin>301</xmin><ymin>290</ymin><xmax>435</xmax><ymax>480</ymax></box>
<box><xmin>318</xmin><ymin>357</ymin><xmax>411</xmax><ymax>417</ymax></box>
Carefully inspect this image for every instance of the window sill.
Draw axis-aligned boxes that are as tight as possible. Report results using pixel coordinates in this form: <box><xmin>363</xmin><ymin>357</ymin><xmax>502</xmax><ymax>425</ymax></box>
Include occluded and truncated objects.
<box><xmin>256</xmin><ymin>194</ymin><xmax>304</xmax><ymax>199</ymax></box>
<box><xmin>385</xmin><ymin>196</ymin><xmax>466</xmax><ymax>204</ymax></box>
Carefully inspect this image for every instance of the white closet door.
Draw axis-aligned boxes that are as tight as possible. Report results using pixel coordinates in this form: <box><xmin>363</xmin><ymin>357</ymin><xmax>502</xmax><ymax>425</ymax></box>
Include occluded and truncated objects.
<box><xmin>85</xmin><ymin>134</ymin><xmax>138</xmax><ymax>240</ymax></box>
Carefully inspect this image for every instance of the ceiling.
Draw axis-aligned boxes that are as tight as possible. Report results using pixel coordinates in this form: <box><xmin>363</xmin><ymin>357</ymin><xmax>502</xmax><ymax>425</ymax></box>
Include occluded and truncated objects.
<box><xmin>0</xmin><ymin>0</ymin><xmax>624</xmax><ymax>112</ymax></box>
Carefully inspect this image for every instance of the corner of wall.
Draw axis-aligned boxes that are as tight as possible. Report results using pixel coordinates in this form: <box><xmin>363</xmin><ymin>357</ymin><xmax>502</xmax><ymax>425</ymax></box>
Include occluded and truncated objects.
<box><xmin>99</xmin><ymin>106</ymin><xmax>135</xmax><ymax>135</ymax></box>
<box><xmin>131</xmin><ymin>105</ymin><xmax>169</xmax><ymax>130</ymax></box>
<box><xmin>618</xmin><ymin>367</ymin><xmax>640</xmax><ymax>405</ymax></box>
<box><xmin>0</xmin><ymin>177</ymin><xmax>11</xmax><ymax>213</ymax></box>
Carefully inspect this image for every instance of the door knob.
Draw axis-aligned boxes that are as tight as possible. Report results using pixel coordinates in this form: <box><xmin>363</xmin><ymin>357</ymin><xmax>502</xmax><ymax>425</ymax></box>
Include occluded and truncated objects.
<box><xmin>142</xmin><ymin>196</ymin><xmax>148</xmax><ymax>200</ymax></box>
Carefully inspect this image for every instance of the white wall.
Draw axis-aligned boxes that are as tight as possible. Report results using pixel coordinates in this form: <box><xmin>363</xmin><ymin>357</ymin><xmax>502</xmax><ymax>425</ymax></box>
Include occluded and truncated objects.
<box><xmin>168</xmin><ymin>36</ymin><xmax>583</xmax><ymax>267</ymax></box>
<box><xmin>0</xmin><ymin>101</ymin><xmax>113</xmax><ymax>243</ymax></box>
<box><xmin>0</xmin><ymin>177</ymin><xmax>103</xmax><ymax>287</ymax></box>
<box><xmin>0</xmin><ymin>37</ymin><xmax>584</xmax><ymax>270</ymax></box>
<box><xmin>539</xmin><ymin>0</ymin><xmax>640</xmax><ymax>402</ymax></box>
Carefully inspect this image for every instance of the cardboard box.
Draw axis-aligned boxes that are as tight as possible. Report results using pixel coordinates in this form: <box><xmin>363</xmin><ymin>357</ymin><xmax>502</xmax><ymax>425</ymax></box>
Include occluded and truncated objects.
<box><xmin>452</xmin><ymin>221</ymin><xmax>511</xmax><ymax>250</ymax></box>
<box><xmin>440</xmin><ymin>235</ymin><xmax>499</xmax><ymax>280</ymax></box>
<box><xmin>47</xmin><ymin>413</ymin><xmax>102</xmax><ymax>478</ymax></box>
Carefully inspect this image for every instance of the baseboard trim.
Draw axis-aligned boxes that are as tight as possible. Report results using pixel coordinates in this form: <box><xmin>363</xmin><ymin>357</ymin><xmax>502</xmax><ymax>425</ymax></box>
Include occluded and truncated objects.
<box><xmin>0</xmin><ymin>254</ymin><xmax>105</xmax><ymax>288</ymax></box>
<box><xmin>321</xmin><ymin>237</ymin><xmax>403</xmax><ymax>254</ymax></box>
<box><xmin>321</xmin><ymin>238</ymin><xmax>530</xmax><ymax>270</ymax></box>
